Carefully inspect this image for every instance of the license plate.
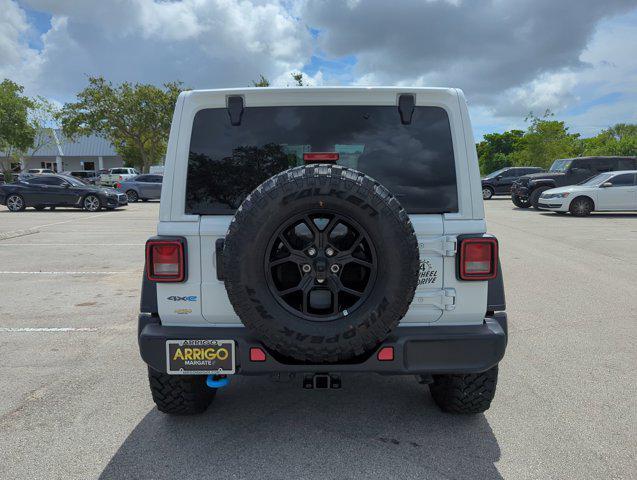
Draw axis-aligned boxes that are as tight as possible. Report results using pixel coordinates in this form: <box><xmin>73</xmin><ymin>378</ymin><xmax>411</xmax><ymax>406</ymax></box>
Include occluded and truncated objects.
<box><xmin>166</xmin><ymin>339</ymin><xmax>235</xmax><ymax>375</ymax></box>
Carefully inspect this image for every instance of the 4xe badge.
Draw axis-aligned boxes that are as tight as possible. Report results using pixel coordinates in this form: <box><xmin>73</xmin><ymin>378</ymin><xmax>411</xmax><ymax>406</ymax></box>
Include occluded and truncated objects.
<box><xmin>167</xmin><ymin>295</ymin><xmax>198</xmax><ymax>302</ymax></box>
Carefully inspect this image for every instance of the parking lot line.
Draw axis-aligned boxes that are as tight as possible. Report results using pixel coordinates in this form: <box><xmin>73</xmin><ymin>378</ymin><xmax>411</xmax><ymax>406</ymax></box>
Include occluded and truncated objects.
<box><xmin>0</xmin><ymin>327</ymin><xmax>98</xmax><ymax>332</ymax></box>
<box><xmin>0</xmin><ymin>271</ymin><xmax>137</xmax><ymax>275</ymax></box>
<box><xmin>0</xmin><ymin>243</ymin><xmax>145</xmax><ymax>246</ymax></box>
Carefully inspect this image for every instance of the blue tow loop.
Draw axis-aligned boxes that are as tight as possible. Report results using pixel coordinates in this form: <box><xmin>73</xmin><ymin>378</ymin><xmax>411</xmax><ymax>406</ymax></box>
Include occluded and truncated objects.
<box><xmin>206</xmin><ymin>375</ymin><xmax>230</xmax><ymax>389</ymax></box>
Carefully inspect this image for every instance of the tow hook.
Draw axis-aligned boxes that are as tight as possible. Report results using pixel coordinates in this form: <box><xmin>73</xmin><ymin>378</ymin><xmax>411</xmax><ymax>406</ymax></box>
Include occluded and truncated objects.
<box><xmin>303</xmin><ymin>373</ymin><xmax>341</xmax><ymax>389</ymax></box>
<box><xmin>206</xmin><ymin>374</ymin><xmax>230</xmax><ymax>389</ymax></box>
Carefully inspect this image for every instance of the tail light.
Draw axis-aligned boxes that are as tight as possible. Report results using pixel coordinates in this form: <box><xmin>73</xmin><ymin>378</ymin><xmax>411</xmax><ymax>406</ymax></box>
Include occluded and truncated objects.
<box><xmin>114</xmin><ymin>182</ymin><xmax>121</xmax><ymax>189</ymax></box>
<box><xmin>146</xmin><ymin>239</ymin><xmax>186</xmax><ymax>282</ymax></box>
<box><xmin>118</xmin><ymin>175</ymin><xmax>123</xmax><ymax>180</ymax></box>
<box><xmin>458</xmin><ymin>237</ymin><xmax>498</xmax><ymax>280</ymax></box>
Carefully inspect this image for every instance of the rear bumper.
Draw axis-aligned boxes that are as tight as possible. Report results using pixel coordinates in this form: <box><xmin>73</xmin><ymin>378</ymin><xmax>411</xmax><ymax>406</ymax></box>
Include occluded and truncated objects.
<box><xmin>138</xmin><ymin>313</ymin><xmax>507</xmax><ymax>375</ymax></box>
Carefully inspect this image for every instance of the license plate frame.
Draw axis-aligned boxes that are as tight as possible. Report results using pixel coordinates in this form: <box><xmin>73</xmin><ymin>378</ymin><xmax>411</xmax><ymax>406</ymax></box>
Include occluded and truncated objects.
<box><xmin>165</xmin><ymin>339</ymin><xmax>235</xmax><ymax>375</ymax></box>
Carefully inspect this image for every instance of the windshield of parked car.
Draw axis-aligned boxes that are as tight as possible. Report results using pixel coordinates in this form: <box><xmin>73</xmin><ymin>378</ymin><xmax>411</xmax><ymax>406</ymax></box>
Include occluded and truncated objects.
<box><xmin>483</xmin><ymin>167</ymin><xmax>508</xmax><ymax>179</ymax></box>
<box><xmin>60</xmin><ymin>175</ymin><xmax>87</xmax><ymax>187</ymax></box>
<box><xmin>549</xmin><ymin>159</ymin><xmax>572</xmax><ymax>172</ymax></box>
<box><xmin>186</xmin><ymin>105</ymin><xmax>458</xmax><ymax>214</ymax></box>
<box><xmin>580</xmin><ymin>172</ymin><xmax>614</xmax><ymax>187</ymax></box>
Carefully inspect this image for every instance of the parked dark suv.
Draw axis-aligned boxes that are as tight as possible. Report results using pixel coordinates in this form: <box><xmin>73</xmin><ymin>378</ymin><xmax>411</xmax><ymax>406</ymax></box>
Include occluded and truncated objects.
<box><xmin>481</xmin><ymin>166</ymin><xmax>543</xmax><ymax>199</ymax></box>
<box><xmin>511</xmin><ymin>156</ymin><xmax>637</xmax><ymax>208</ymax></box>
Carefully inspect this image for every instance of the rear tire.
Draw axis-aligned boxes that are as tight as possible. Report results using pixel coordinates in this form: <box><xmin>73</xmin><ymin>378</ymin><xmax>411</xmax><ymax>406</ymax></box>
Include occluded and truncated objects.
<box><xmin>429</xmin><ymin>366</ymin><xmax>498</xmax><ymax>414</ymax></box>
<box><xmin>148</xmin><ymin>368</ymin><xmax>216</xmax><ymax>415</ymax></box>
<box><xmin>511</xmin><ymin>194</ymin><xmax>530</xmax><ymax>208</ymax></box>
<box><xmin>482</xmin><ymin>187</ymin><xmax>494</xmax><ymax>200</ymax></box>
<box><xmin>569</xmin><ymin>196</ymin><xmax>594</xmax><ymax>216</ymax></box>
<box><xmin>126</xmin><ymin>190</ymin><xmax>138</xmax><ymax>203</ymax></box>
<box><xmin>530</xmin><ymin>187</ymin><xmax>550</xmax><ymax>209</ymax></box>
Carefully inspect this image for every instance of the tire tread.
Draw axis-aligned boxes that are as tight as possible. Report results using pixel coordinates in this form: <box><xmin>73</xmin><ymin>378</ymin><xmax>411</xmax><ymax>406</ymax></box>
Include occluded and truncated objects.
<box><xmin>429</xmin><ymin>366</ymin><xmax>498</xmax><ymax>414</ymax></box>
<box><xmin>148</xmin><ymin>368</ymin><xmax>215</xmax><ymax>415</ymax></box>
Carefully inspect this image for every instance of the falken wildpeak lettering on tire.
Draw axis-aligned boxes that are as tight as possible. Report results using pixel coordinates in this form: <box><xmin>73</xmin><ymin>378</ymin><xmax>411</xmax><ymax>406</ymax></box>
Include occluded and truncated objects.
<box><xmin>222</xmin><ymin>165</ymin><xmax>419</xmax><ymax>363</ymax></box>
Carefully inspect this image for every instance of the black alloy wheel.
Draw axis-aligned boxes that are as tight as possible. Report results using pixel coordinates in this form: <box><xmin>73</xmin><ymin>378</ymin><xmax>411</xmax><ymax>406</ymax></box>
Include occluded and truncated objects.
<box><xmin>265</xmin><ymin>211</ymin><xmax>377</xmax><ymax>321</ymax></box>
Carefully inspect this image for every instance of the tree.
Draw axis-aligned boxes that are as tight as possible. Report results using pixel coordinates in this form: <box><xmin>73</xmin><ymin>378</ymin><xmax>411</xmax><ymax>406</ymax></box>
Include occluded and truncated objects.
<box><xmin>58</xmin><ymin>77</ymin><xmax>184</xmax><ymax>173</ymax></box>
<box><xmin>476</xmin><ymin>129</ymin><xmax>524</xmax><ymax>174</ymax></box>
<box><xmin>252</xmin><ymin>75</ymin><xmax>270</xmax><ymax>87</ymax></box>
<box><xmin>291</xmin><ymin>72</ymin><xmax>304</xmax><ymax>86</ymax></box>
<box><xmin>582</xmin><ymin>123</ymin><xmax>637</xmax><ymax>157</ymax></box>
<box><xmin>508</xmin><ymin>112</ymin><xmax>583</xmax><ymax>169</ymax></box>
<box><xmin>0</xmin><ymin>79</ymin><xmax>35</xmax><ymax>180</ymax></box>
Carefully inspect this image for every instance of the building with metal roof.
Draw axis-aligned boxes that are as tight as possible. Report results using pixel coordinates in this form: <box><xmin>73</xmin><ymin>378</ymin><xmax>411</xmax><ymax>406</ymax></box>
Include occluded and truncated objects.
<box><xmin>1</xmin><ymin>129</ymin><xmax>123</xmax><ymax>173</ymax></box>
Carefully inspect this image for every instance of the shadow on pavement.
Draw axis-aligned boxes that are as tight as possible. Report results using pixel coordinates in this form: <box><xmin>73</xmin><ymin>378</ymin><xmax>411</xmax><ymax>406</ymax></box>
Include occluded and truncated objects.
<box><xmin>100</xmin><ymin>374</ymin><xmax>502</xmax><ymax>480</ymax></box>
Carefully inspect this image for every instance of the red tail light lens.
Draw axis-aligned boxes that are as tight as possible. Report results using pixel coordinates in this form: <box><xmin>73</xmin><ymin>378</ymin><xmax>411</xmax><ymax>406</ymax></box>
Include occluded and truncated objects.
<box><xmin>303</xmin><ymin>152</ymin><xmax>339</xmax><ymax>163</ymax></box>
<box><xmin>146</xmin><ymin>240</ymin><xmax>185</xmax><ymax>282</ymax></box>
<box><xmin>459</xmin><ymin>237</ymin><xmax>498</xmax><ymax>280</ymax></box>
<box><xmin>114</xmin><ymin>182</ymin><xmax>121</xmax><ymax>189</ymax></box>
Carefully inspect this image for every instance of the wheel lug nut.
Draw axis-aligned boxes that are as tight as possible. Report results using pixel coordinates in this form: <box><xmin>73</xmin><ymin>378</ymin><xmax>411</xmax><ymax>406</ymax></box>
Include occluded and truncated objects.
<box><xmin>307</xmin><ymin>248</ymin><xmax>316</xmax><ymax>257</ymax></box>
<box><xmin>302</xmin><ymin>264</ymin><xmax>312</xmax><ymax>273</ymax></box>
<box><xmin>330</xmin><ymin>264</ymin><xmax>340</xmax><ymax>273</ymax></box>
<box><xmin>326</xmin><ymin>247</ymin><xmax>335</xmax><ymax>256</ymax></box>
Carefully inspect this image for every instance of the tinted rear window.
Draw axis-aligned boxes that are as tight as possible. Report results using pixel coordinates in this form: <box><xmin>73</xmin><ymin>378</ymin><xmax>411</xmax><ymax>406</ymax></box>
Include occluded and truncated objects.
<box><xmin>186</xmin><ymin>105</ymin><xmax>458</xmax><ymax>214</ymax></box>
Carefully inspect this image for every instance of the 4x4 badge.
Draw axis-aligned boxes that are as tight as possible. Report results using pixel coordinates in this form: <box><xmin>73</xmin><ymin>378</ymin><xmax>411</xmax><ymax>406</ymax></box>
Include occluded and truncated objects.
<box><xmin>167</xmin><ymin>296</ymin><xmax>198</xmax><ymax>302</ymax></box>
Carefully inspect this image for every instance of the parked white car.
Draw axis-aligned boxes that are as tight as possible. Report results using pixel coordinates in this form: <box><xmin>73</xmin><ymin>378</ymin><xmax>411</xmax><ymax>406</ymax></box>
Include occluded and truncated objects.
<box><xmin>100</xmin><ymin>167</ymin><xmax>139</xmax><ymax>186</ymax></box>
<box><xmin>538</xmin><ymin>170</ymin><xmax>637</xmax><ymax>216</ymax></box>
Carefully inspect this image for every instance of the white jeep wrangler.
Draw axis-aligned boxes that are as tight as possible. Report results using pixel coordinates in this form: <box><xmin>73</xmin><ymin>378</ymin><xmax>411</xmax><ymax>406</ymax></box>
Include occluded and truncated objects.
<box><xmin>138</xmin><ymin>87</ymin><xmax>507</xmax><ymax>415</ymax></box>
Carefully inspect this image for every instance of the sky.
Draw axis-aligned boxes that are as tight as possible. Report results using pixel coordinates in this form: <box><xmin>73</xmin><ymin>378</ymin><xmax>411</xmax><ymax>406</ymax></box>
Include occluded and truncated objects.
<box><xmin>1</xmin><ymin>0</ymin><xmax>636</xmax><ymax>139</ymax></box>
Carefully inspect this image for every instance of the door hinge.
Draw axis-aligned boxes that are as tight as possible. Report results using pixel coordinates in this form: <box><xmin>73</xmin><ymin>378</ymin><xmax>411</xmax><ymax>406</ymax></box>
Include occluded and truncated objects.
<box><xmin>418</xmin><ymin>236</ymin><xmax>457</xmax><ymax>257</ymax></box>
<box><xmin>413</xmin><ymin>288</ymin><xmax>456</xmax><ymax>311</ymax></box>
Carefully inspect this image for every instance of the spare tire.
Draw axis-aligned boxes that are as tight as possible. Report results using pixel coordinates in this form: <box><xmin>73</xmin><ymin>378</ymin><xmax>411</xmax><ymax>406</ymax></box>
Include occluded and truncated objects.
<box><xmin>222</xmin><ymin>165</ymin><xmax>419</xmax><ymax>363</ymax></box>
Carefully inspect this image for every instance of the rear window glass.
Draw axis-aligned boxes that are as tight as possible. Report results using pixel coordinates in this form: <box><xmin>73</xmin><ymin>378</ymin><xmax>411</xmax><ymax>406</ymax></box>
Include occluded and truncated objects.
<box><xmin>186</xmin><ymin>105</ymin><xmax>458</xmax><ymax>214</ymax></box>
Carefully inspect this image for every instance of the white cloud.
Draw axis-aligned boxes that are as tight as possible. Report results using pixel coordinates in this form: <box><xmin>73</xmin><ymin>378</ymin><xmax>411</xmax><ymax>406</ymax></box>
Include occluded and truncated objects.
<box><xmin>2</xmin><ymin>0</ymin><xmax>636</xmax><ymax>137</ymax></box>
<box><xmin>3</xmin><ymin>0</ymin><xmax>312</xmax><ymax>100</ymax></box>
<box><xmin>0</xmin><ymin>0</ymin><xmax>42</xmax><ymax>81</ymax></box>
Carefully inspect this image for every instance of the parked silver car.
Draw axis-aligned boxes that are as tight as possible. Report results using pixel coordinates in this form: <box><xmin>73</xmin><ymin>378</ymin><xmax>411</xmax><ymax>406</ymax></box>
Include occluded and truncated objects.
<box><xmin>115</xmin><ymin>174</ymin><xmax>163</xmax><ymax>202</ymax></box>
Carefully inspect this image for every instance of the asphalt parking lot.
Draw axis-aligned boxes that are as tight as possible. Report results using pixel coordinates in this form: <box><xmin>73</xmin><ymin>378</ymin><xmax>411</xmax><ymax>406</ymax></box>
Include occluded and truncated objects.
<box><xmin>0</xmin><ymin>199</ymin><xmax>635</xmax><ymax>480</ymax></box>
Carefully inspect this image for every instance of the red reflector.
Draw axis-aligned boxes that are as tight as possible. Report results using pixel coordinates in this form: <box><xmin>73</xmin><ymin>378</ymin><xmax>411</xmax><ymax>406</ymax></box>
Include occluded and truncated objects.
<box><xmin>303</xmin><ymin>152</ymin><xmax>339</xmax><ymax>163</ymax></box>
<box><xmin>460</xmin><ymin>237</ymin><xmax>498</xmax><ymax>280</ymax></box>
<box><xmin>146</xmin><ymin>240</ymin><xmax>185</xmax><ymax>282</ymax></box>
<box><xmin>377</xmin><ymin>346</ymin><xmax>394</xmax><ymax>361</ymax></box>
<box><xmin>249</xmin><ymin>347</ymin><xmax>266</xmax><ymax>362</ymax></box>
